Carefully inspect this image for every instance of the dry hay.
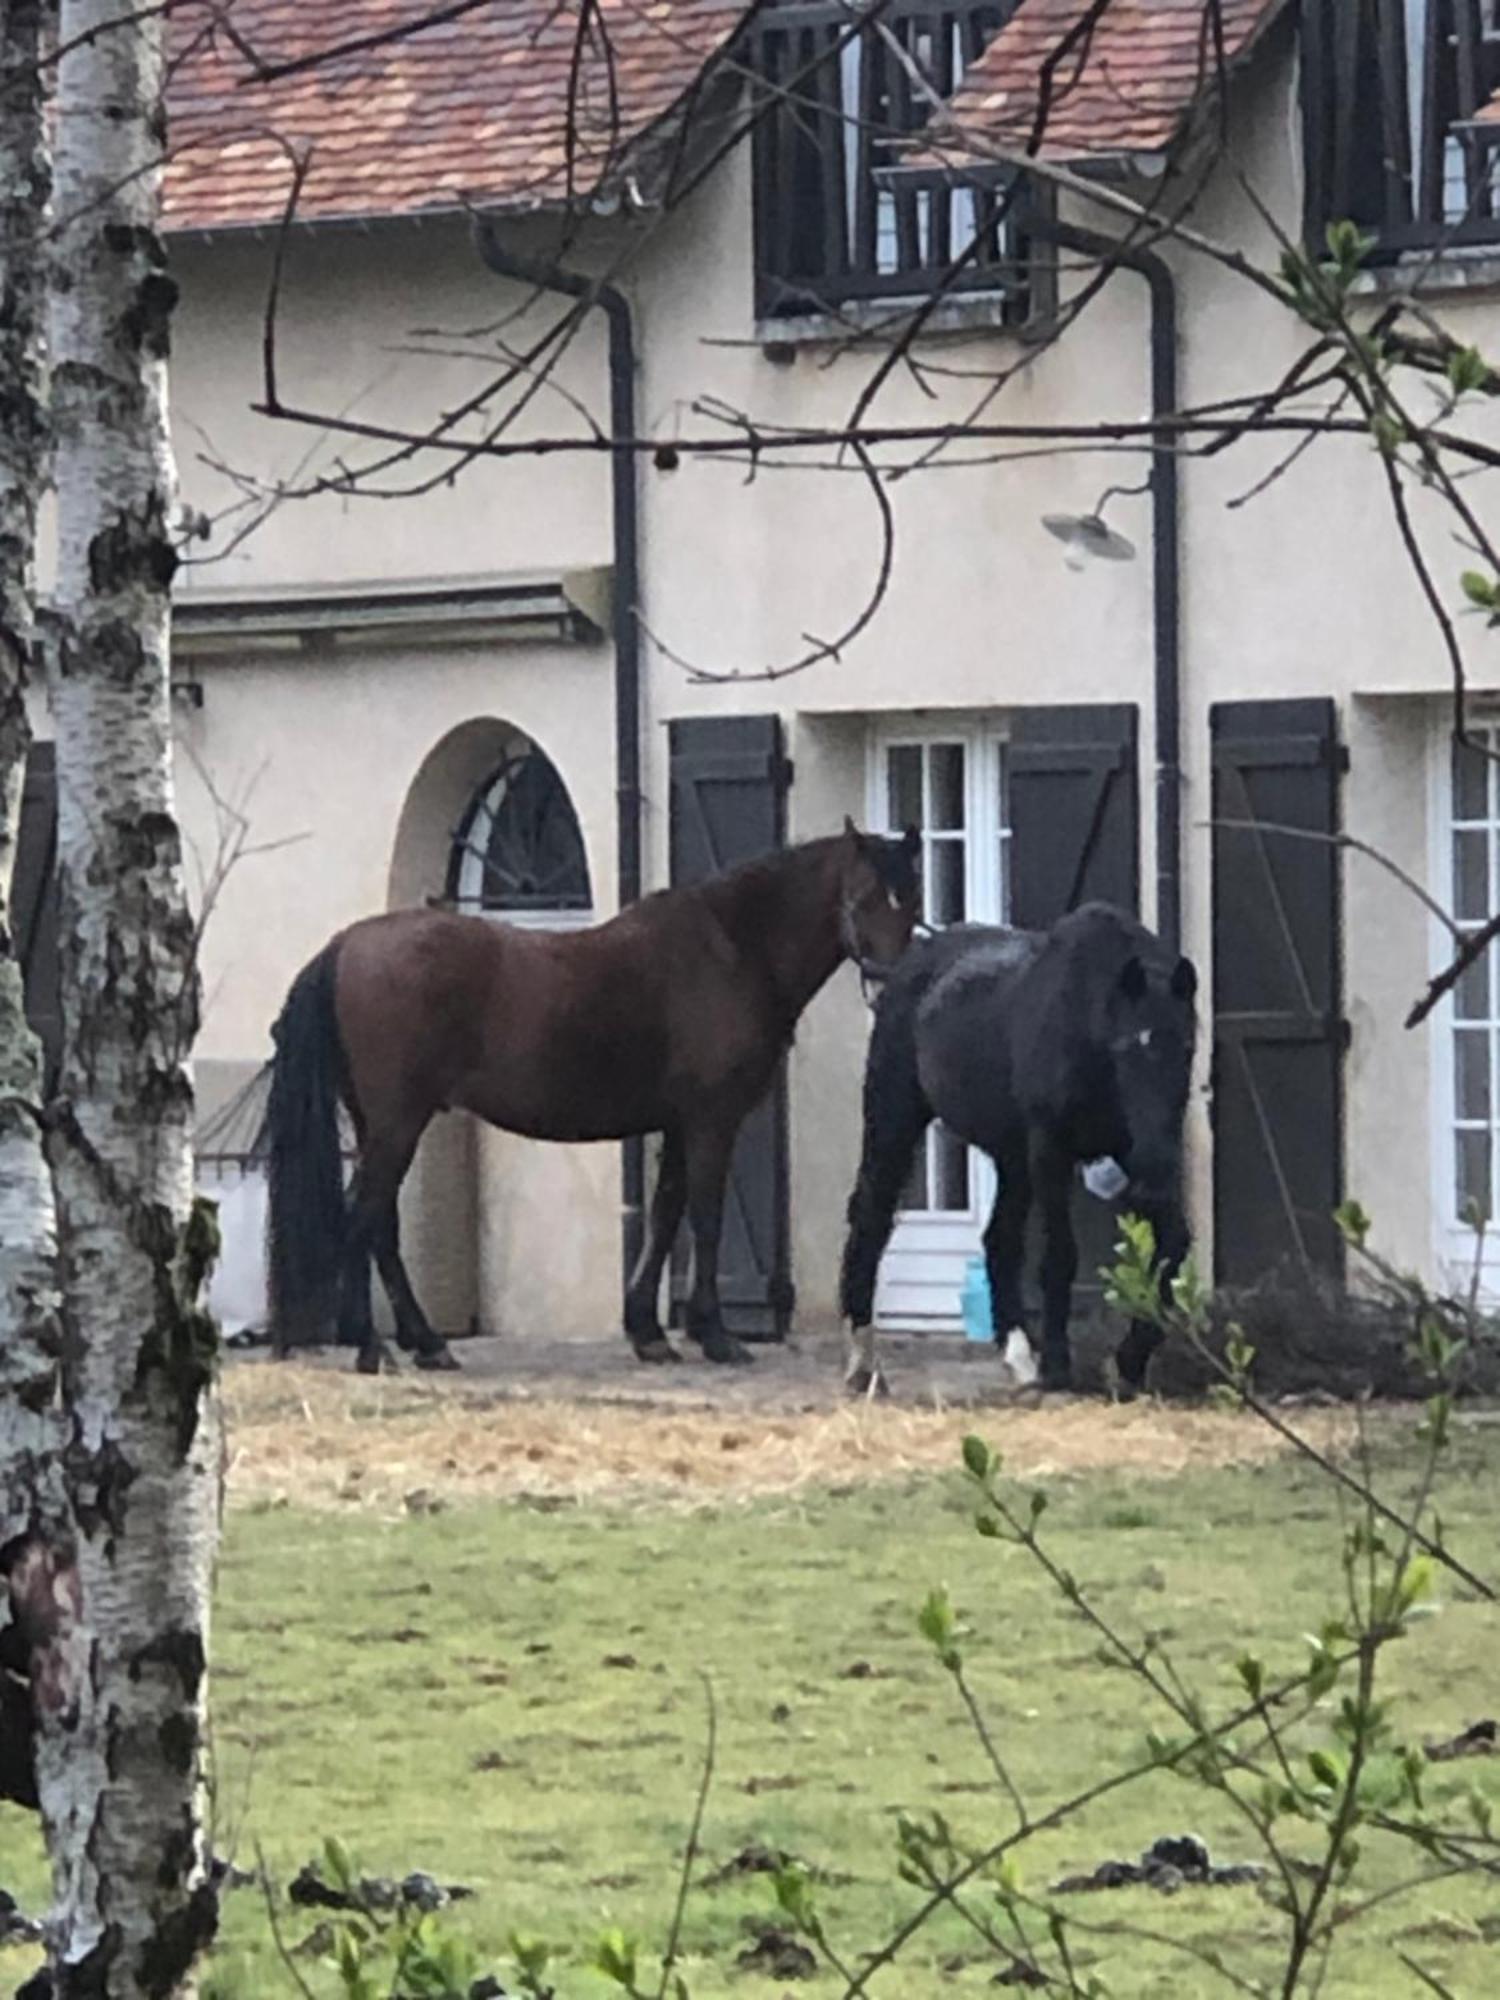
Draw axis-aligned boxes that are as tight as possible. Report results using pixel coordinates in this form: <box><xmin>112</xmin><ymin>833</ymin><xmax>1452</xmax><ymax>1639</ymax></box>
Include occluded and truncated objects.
<box><xmin>222</xmin><ymin>1362</ymin><xmax>1360</xmax><ymax>1514</ymax></box>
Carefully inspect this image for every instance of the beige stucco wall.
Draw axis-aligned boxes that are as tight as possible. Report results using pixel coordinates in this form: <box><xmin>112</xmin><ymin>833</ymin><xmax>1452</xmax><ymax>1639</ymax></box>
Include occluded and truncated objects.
<box><xmin>158</xmin><ymin>27</ymin><xmax>1500</xmax><ymax>1340</ymax></box>
<box><xmin>1164</xmin><ymin>39</ymin><xmax>1497</xmax><ymax>1279</ymax></box>
<box><xmin>172</xmin><ymin>628</ymin><xmax>619</xmax><ymax>1337</ymax></box>
<box><xmin>166</xmin><ymin>220</ymin><xmax>631</xmax><ymax>1339</ymax></box>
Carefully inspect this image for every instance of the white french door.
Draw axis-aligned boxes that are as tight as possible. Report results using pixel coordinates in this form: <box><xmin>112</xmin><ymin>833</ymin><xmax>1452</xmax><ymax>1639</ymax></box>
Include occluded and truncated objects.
<box><xmin>867</xmin><ymin>722</ymin><xmax>1010</xmax><ymax>1328</ymax></box>
<box><xmin>1433</xmin><ymin>712</ymin><xmax>1500</xmax><ymax>1298</ymax></box>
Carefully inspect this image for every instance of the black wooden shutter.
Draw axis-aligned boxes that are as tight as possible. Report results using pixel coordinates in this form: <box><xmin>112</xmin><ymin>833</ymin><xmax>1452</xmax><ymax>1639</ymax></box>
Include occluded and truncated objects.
<box><xmin>12</xmin><ymin>741</ymin><xmax>61</xmax><ymax>1092</ymax></box>
<box><xmin>1211</xmin><ymin>698</ymin><xmax>1345</xmax><ymax>1287</ymax></box>
<box><xmin>1008</xmin><ymin>704</ymin><xmax>1139</xmax><ymax>927</ymax></box>
<box><xmin>1008</xmin><ymin>704</ymin><xmax>1139</xmax><ymax>1313</ymax></box>
<box><xmin>668</xmin><ymin>716</ymin><xmax>792</xmax><ymax>1337</ymax></box>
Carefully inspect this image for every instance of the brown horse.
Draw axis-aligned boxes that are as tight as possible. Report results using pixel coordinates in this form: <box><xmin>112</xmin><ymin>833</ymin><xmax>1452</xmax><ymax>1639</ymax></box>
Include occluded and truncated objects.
<box><xmin>262</xmin><ymin>821</ymin><xmax>920</xmax><ymax>1373</ymax></box>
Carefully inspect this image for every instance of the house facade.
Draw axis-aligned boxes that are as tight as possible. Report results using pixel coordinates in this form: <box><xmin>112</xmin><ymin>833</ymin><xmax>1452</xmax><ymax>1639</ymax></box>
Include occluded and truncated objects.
<box><xmin>23</xmin><ymin>0</ymin><xmax>1500</xmax><ymax>1344</ymax></box>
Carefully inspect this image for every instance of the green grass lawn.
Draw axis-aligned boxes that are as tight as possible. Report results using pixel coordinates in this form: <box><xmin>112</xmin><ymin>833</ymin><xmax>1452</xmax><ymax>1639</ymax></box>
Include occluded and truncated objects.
<box><xmin>3</xmin><ymin>1419</ymin><xmax>1499</xmax><ymax>1997</ymax></box>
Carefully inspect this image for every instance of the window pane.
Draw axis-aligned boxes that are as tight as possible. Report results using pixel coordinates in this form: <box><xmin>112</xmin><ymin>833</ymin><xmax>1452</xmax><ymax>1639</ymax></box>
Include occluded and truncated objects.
<box><xmin>1454</xmin><ymin>828</ymin><xmax>1490</xmax><ymax>921</ymax></box>
<box><xmin>1453</xmin><ymin>733</ymin><xmax>1491</xmax><ymax>822</ymax></box>
<box><xmin>934</xmin><ymin>1127</ymin><xmax>969</xmax><ymax>1210</ymax></box>
<box><xmin>888</xmin><ymin>745</ymin><xmax>922</xmax><ymax>832</ymax></box>
<box><xmin>876</xmin><ymin>189</ymin><xmax>897</xmax><ymax>273</ymax></box>
<box><xmin>929</xmin><ymin>744</ymin><xmax>965</xmax><ymax>830</ymax></box>
<box><xmin>931</xmin><ymin>838</ymin><xmax>966</xmax><ymax>924</ymax></box>
<box><xmin>452</xmin><ymin>748</ymin><xmax>591</xmax><ymax>911</ymax></box>
<box><xmin>1456</xmin><ymin>940</ymin><xmax>1491</xmax><ymax>1021</ymax></box>
<box><xmin>1457</xmin><ymin>1129</ymin><xmax>1493</xmax><ymax>1222</ymax></box>
<box><xmin>1456</xmin><ymin>1029</ymin><xmax>1492</xmax><ymax>1120</ymax></box>
<box><xmin>951</xmin><ymin>185</ymin><xmax>977</xmax><ymax>256</ymax></box>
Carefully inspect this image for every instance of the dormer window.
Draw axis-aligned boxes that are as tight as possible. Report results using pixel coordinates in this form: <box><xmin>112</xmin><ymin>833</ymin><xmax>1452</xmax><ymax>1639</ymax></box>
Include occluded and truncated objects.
<box><xmin>750</xmin><ymin>0</ymin><xmax>1025</xmax><ymax>319</ymax></box>
<box><xmin>1304</xmin><ymin>0</ymin><xmax>1500</xmax><ymax>253</ymax></box>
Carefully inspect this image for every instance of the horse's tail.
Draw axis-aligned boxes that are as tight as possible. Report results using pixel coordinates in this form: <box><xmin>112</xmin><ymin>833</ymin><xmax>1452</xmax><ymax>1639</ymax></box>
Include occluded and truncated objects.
<box><xmin>259</xmin><ymin>942</ymin><xmax>348</xmax><ymax>1351</ymax></box>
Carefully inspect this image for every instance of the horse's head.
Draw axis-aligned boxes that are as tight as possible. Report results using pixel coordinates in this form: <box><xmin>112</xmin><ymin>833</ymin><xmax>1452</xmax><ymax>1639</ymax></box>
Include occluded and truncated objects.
<box><xmin>836</xmin><ymin>817</ymin><xmax>921</xmax><ymax>976</ymax></box>
<box><xmin>1105</xmin><ymin>950</ymin><xmax>1198</xmax><ymax>1199</ymax></box>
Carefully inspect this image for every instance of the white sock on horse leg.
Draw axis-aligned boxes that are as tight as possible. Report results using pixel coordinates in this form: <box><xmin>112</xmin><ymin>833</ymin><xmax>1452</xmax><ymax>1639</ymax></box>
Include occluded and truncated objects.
<box><xmin>1000</xmin><ymin>1327</ymin><xmax>1038</xmax><ymax>1387</ymax></box>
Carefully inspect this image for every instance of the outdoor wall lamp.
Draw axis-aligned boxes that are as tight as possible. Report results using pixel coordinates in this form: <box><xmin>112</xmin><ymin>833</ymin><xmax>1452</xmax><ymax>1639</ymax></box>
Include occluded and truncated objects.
<box><xmin>1040</xmin><ymin>478</ymin><xmax>1147</xmax><ymax>570</ymax></box>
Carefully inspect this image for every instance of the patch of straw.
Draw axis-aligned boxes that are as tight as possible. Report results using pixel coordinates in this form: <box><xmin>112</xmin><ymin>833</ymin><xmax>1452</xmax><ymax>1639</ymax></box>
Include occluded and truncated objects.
<box><xmin>223</xmin><ymin>1363</ymin><xmax>1359</xmax><ymax>1514</ymax></box>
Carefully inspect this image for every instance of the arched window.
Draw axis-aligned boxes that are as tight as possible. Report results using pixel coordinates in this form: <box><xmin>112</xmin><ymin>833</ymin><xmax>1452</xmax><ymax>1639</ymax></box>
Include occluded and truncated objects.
<box><xmin>448</xmin><ymin>743</ymin><xmax>592</xmax><ymax>924</ymax></box>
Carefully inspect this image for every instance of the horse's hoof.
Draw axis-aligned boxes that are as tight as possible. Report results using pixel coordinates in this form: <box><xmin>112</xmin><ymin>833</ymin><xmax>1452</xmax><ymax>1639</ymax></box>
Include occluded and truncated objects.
<box><xmin>844</xmin><ymin>1366</ymin><xmax>889</xmax><ymax>1400</ymax></box>
<box><xmin>632</xmin><ymin>1335</ymin><xmax>682</xmax><ymax>1365</ymax></box>
<box><xmin>355</xmin><ymin>1347</ymin><xmax>384</xmax><ymax>1376</ymax></box>
<box><xmin>1039</xmin><ymin>1364</ymin><xmax>1074</xmax><ymax>1394</ymax></box>
<box><xmin>700</xmin><ymin>1334</ymin><xmax>754</xmax><ymax>1366</ymax></box>
<box><xmin>413</xmin><ymin>1344</ymin><xmax>461</xmax><ymax>1372</ymax></box>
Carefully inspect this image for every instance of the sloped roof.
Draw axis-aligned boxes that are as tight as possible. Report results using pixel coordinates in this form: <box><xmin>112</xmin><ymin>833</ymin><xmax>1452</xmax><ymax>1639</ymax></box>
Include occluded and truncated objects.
<box><xmin>164</xmin><ymin>0</ymin><xmax>748</xmax><ymax>233</ymax></box>
<box><xmin>925</xmin><ymin>0</ymin><xmax>1288</xmax><ymax>164</ymax></box>
<box><xmin>162</xmin><ymin>0</ymin><xmax>1287</xmax><ymax>236</ymax></box>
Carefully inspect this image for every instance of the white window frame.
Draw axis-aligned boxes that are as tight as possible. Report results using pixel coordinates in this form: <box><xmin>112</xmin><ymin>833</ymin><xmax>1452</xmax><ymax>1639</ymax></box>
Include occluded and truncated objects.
<box><xmin>1429</xmin><ymin>704</ymin><xmax>1500</xmax><ymax>1296</ymax></box>
<box><xmin>867</xmin><ymin>718</ymin><xmax>1011</xmax><ymax>935</ymax></box>
<box><xmin>865</xmin><ymin>717</ymin><xmax>1009</xmax><ymax>1324</ymax></box>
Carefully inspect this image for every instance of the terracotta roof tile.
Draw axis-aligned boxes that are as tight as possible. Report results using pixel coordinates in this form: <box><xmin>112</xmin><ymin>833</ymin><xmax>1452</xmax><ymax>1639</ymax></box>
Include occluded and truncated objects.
<box><xmin>927</xmin><ymin>0</ymin><xmax>1288</xmax><ymax>164</ymax></box>
<box><xmin>164</xmin><ymin>0</ymin><xmax>749</xmax><ymax>232</ymax></box>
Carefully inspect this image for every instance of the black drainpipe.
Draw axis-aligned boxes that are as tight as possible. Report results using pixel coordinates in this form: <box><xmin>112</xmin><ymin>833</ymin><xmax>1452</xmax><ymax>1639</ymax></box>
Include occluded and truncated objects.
<box><xmin>473</xmin><ymin>217</ymin><xmax>647</xmax><ymax>1280</ymax></box>
<box><xmin>1023</xmin><ymin>213</ymin><xmax>1182</xmax><ymax>956</ymax></box>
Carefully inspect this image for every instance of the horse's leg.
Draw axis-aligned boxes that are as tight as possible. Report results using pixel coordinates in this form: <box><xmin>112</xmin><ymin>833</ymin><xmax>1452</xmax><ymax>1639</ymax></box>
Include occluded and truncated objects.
<box><xmin>1034</xmin><ymin>1140</ymin><xmax>1079</xmax><ymax>1393</ymax></box>
<box><xmin>342</xmin><ymin>1125</ymin><xmax>447</xmax><ymax>1374</ymax></box>
<box><xmin>338</xmin><ymin>1165</ymin><xmax>388</xmax><ymax>1377</ymax></box>
<box><xmin>622</xmin><ymin>1128</ymin><xmax>686</xmax><ymax>1365</ymax></box>
<box><xmin>983</xmin><ymin>1137</ymin><xmax>1035</xmax><ymax>1385</ymax></box>
<box><xmin>1114</xmin><ymin>1192</ymin><xmax>1189</xmax><ymax>1398</ymax></box>
<box><xmin>839</xmin><ymin>1022</ymin><xmax>932</xmax><ymax>1397</ymax></box>
<box><xmin>373</xmin><ymin>1202</ymin><xmax>458</xmax><ymax>1371</ymax></box>
<box><xmin>681</xmin><ymin>1119</ymin><xmax>751</xmax><ymax>1367</ymax></box>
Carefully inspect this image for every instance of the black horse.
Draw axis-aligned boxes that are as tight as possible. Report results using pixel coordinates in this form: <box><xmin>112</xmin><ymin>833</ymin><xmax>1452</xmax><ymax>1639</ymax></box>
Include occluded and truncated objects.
<box><xmin>839</xmin><ymin>903</ymin><xmax>1198</xmax><ymax>1397</ymax></box>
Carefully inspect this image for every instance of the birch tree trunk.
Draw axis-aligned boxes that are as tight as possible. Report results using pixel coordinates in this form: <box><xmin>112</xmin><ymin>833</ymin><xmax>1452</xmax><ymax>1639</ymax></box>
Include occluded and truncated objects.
<box><xmin>0</xmin><ymin>0</ymin><xmax>68</xmax><ymax>1817</ymax></box>
<box><xmin>46</xmin><ymin>3</ymin><xmax>221</xmax><ymax>1991</ymax></box>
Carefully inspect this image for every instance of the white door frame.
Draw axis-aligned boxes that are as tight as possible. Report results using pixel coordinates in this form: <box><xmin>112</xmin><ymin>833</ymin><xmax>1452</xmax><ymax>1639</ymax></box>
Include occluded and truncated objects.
<box><xmin>1428</xmin><ymin>703</ymin><xmax>1500</xmax><ymax>1300</ymax></box>
<box><xmin>866</xmin><ymin>717</ymin><xmax>1009</xmax><ymax>1328</ymax></box>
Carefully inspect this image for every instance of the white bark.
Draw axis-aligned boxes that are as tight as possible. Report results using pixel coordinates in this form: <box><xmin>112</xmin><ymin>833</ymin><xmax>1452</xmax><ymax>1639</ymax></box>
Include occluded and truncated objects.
<box><xmin>0</xmin><ymin>0</ymin><xmax>68</xmax><ymax>1816</ymax></box>
<box><xmin>48</xmin><ymin>5</ymin><xmax>221</xmax><ymax>1993</ymax></box>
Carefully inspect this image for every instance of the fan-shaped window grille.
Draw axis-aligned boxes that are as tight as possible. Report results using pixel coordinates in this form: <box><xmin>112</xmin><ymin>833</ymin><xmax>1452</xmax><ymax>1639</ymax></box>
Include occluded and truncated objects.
<box><xmin>448</xmin><ymin>746</ymin><xmax>592</xmax><ymax>922</ymax></box>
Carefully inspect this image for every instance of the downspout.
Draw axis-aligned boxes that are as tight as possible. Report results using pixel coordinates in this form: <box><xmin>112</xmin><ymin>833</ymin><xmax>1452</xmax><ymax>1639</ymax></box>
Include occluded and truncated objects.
<box><xmin>1024</xmin><ymin>214</ymin><xmax>1182</xmax><ymax>955</ymax></box>
<box><xmin>473</xmin><ymin>217</ymin><xmax>647</xmax><ymax>1280</ymax></box>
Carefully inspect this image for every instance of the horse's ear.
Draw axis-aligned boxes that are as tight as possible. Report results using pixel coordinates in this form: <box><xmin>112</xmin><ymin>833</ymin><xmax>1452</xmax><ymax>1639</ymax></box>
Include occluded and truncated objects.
<box><xmin>1170</xmin><ymin>955</ymin><xmax>1198</xmax><ymax>1003</ymax></box>
<box><xmin>901</xmin><ymin>824</ymin><xmax>920</xmax><ymax>858</ymax></box>
<box><xmin>1118</xmin><ymin>956</ymin><xmax>1148</xmax><ymax>1001</ymax></box>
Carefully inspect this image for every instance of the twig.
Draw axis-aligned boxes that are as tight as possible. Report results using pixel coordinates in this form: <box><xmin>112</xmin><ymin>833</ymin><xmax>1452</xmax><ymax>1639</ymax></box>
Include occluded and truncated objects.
<box><xmin>1400</xmin><ymin>1953</ymin><xmax>1460</xmax><ymax>1999</ymax></box>
<box><xmin>255</xmin><ymin>1843</ymin><xmax>319</xmax><ymax>2000</ymax></box>
<box><xmin>655</xmin><ymin>1673</ymin><xmax>715</xmax><ymax>2000</ymax></box>
<box><xmin>237</xmin><ymin>0</ymin><xmax>503</xmax><ymax>86</ymax></box>
<box><xmin>1407</xmin><ymin>911</ymin><xmax>1500</xmax><ymax>1030</ymax></box>
<box><xmin>1200</xmin><ymin>817</ymin><xmax>1460</xmax><ymax>937</ymax></box>
<box><xmin>644</xmin><ymin>437</ymin><xmax>894</xmax><ymax>683</ymax></box>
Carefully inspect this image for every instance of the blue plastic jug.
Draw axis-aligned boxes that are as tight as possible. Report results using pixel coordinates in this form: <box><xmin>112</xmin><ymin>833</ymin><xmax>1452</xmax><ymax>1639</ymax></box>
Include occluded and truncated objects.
<box><xmin>960</xmin><ymin>1256</ymin><xmax>991</xmax><ymax>1343</ymax></box>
